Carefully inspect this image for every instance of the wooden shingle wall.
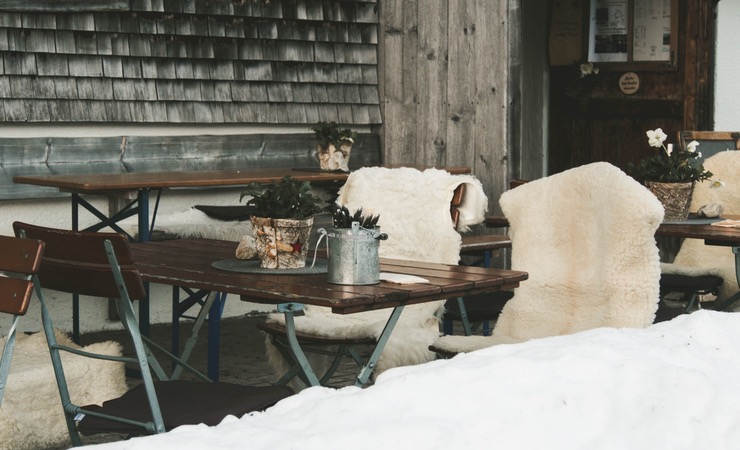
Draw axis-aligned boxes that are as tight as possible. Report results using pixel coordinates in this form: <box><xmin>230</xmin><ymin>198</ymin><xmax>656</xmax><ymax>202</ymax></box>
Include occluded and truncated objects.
<box><xmin>0</xmin><ymin>0</ymin><xmax>381</xmax><ymax>125</ymax></box>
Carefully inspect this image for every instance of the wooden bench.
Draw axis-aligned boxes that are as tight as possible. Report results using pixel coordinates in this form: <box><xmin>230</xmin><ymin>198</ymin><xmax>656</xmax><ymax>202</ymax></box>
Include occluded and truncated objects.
<box><xmin>0</xmin><ymin>133</ymin><xmax>382</xmax><ymax>200</ymax></box>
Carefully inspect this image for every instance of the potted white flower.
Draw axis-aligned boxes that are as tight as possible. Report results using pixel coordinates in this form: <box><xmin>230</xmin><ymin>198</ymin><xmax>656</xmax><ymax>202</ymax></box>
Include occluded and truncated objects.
<box><xmin>628</xmin><ymin>128</ymin><xmax>713</xmax><ymax>220</ymax></box>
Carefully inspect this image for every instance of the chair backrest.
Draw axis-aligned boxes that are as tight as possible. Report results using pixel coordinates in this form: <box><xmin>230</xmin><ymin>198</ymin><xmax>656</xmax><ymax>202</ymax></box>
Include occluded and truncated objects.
<box><xmin>672</xmin><ymin>150</ymin><xmax>740</xmax><ymax>302</ymax></box>
<box><xmin>12</xmin><ymin>222</ymin><xmax>146</xmax><ymax>301</ymax></box>
<box><xmin>491</xmin><ymin>162</ymin><xmax>664</xmax><ymax>343</ymax></box>
<box><xmin>687</xmin><ymin>150</ymin><xmax>740</xmax><ymax>214</ymax></box>
<box><xmin>0</xmin><ymin>235</ymin><xmax>44</xmax><ymax>316</ymax></box>
<box><xmin>335</xmin><ymin>167</ymin><xmax>487</xmax><ymax>265</ymax></box>
<box><xmin>0</xmin><ymin>235</ymin><xmax>44</xmax><ymax>406</ymax></box>
<box><xmin>678</xmin><ymin>131</ymin><xmax>740</xmax><ymax>164</ymax></box>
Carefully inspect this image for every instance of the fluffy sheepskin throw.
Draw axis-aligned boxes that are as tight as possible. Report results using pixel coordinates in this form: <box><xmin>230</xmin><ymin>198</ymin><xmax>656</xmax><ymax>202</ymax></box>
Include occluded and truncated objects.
<box><xmin>0</xmin><ymin>329</ymin><xmax>127</xmax><ymax>450</ymax></box>
<box><xmin>661</xmin><ymin>150</ymin><xmax>740</xmax><ymax>304</ymax></box>
<box><xmin>433</xmin><ymin>162</ymin><xmax>664</xmax><ymax>354</ymax></box>
<box><xmin>119</xmin><ymin>208</ymin><xmax>249</xmax><ymax>242</ymax></box>
<box><xmin>264</xmin><ymin>167</ymin><xmax>487</xmax><ymax>387</ymax></box>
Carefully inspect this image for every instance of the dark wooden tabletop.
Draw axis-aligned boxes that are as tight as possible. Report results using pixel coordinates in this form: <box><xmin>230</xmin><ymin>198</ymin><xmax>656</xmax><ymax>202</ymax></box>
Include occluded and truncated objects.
<box><xmin>13</xmin><ymin>166</ymin><xmax>471</xmax><ymax>194</ymax></box>
<box><xmin>655</xmin><ymin>215</ymin><xmax>740</xmax><ymax>247</ymax></box>
<box><xmin>485</xmin><ymin>214</ymin><xmax>740</xmax><ymax>247</ymax></box>
<box><xmin>131</xmin><ymin>238</ymin><xmax>528</xmax><ymax>315</ymax></box>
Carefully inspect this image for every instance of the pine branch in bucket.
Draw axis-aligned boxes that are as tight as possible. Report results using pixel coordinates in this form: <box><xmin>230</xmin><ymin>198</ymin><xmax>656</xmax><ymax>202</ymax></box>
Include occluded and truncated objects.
<box><xmin>332</xmin><ymin>203</ymin><xmax>379</xmax><ymax>228</ymax></box>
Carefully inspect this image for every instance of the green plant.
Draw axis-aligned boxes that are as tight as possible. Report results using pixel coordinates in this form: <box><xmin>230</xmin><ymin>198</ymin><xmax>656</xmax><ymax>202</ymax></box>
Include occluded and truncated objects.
<box><xmin>240</xmin><ymin>176</ymin><xmax>325</xmax><ymax>219</ymax></box>
<box><xmin>311</xmin><ymin>121</ymin><xmax>357</xmax><ymax>148</ymax></box>
<box><xmin>628</xmin><ymin>128</ymin><xmax>713</xmax><ymax>183</ymax></box>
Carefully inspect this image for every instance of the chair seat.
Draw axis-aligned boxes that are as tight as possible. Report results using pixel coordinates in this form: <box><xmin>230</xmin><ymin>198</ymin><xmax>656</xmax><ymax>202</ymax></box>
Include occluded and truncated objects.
<box><xmin>77</xmin><ymin>380</ymin><xmax>293</xmax><ymax>435</ymax></box>
<box><xmin>443</xmin><ymin>291</ymin><xmax>514</xmax><ymax>323</ymax></box>
<box><xmin>258</xmin><ymin>321</ymin><xmax>377</xmax><ymax>346</ymax></box>
<box><xmin>660</xmin><ymin>273</ymin><xmax>723</xmax><ymax>294</ymax></box>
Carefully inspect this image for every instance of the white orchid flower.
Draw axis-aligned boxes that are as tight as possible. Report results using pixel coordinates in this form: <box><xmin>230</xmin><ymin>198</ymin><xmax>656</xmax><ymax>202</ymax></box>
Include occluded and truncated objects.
<box><xmin>710</xmin><ymin>179</ymin><xmax>726</xmax><ymax>189</ymax></box>
<box><xmin>646</xmin><ymin>128</ymin><xmax>667</xmax><ymax>148</ymax></box>
<box><xmin>686</xmin><ymin>140</ymin><xmax>700</xmax><ymax>153</ymax></box>
<box><xmin>579</xmin><ymin>62</ymin><xmax>592</xmax><ymax>78</ymax></box>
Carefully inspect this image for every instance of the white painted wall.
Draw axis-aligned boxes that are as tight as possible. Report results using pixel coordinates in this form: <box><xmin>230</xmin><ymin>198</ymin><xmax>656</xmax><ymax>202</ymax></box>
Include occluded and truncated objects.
<box><xmin>714</xmin><ymin>1</ymin><xmax>740</xmax><ymax>130</ymax></box>
<box><xmin>1</xmin><ymin>123</ymin><xmax>372</xmax><ymax>335</ymax></box>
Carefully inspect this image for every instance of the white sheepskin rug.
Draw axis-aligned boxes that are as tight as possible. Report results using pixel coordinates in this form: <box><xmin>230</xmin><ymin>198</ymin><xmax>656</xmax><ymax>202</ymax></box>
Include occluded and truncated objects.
<box><xmin>264</xmin><ymin>167</ymin><xmax>487</xmax><ymax>387</ymax></box>
<box><xmin>118</xmin><ymin>208</ymin><xmax>250</xmax><ymax>242</ymax></box>
<box><xmin>434</xmin><ymin>162</ymin><xmax>664</xmax><ymax>354</ymax></box>
<box><xmin>661</xmin><ymin>150</ymin><xmax>740</xmax><ymax>304</ymax></box>
<box><xmin>0</xmin><ymin>329</ymin><xmax>127</xmax><ymax>450</ymax></box>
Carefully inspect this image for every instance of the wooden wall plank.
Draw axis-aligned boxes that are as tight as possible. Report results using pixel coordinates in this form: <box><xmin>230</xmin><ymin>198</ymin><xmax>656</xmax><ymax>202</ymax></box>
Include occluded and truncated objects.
<box><xmin>379</xmin><ymin>0</ymin><xmax>417</xmax><ymax>165</ymax></box>
<box><xmin>0</xmin><ymin>1</ymin><xmax>129</xmax><ymax>12</ymax></box>
<box><xmin>471</xmin><ymin>0</ymin><xmax>510</xmax><ymax>214</ymax></box>
<box><xmin>445</xmin><ymin>0</ymin><xmax>476</xmax><ymax>167</ymax></box>
<box><xmin>414</xmin><ymin>0</ymin><xmax>447</xmax><ymax>166</ymax></box>
<box><xmin>379</xmin><ymin>0</ymin><xmax>511</xmax><ymax>224</ymax></box>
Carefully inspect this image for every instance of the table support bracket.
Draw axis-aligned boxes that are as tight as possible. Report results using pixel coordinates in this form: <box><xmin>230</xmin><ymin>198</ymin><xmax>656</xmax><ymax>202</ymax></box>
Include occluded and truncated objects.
<box><xmin>354</xmin><ymin>305</ymin><xmax>405</xmax><ymax>387</ymax></box>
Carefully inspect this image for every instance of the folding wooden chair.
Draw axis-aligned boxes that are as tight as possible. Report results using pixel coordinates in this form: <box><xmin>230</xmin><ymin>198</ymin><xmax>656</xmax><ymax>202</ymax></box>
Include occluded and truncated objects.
<box><xmin>13</xmin><ymin>222</ymin><xmax>292</xmax><ymax>444</ymax></box>
<box><xmin>431</xmin><ymin>163</ymin><xmax>663</xmax><ymax>356</ymax></box>
<box><xmin>0</xmin><ymin>235</ymin><xmax>44</xmax><ymax>406</ymax></box>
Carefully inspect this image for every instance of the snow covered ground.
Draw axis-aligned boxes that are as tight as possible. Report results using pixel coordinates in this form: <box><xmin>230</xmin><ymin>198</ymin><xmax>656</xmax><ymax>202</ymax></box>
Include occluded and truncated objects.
<box><xmin>91</xmin><ymin>310</ymin><xmax>740</xmax><ymax>450</ymax></box>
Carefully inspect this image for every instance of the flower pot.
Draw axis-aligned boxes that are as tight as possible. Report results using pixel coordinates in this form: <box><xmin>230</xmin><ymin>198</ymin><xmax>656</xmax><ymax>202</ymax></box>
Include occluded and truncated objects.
<box><xmin>645</xmin><ymin>181</ymin><xmax>694</xmax><ymax>221</ymax></box>
<box><xmin>316</xmin><ymin>140</ymin><xmax>352</xmax><ymax>171</ymax></box>
<box><xmin>250</xmin><ymin>216</ymin><xmax>315</xmax><ymax>269</ymax></box>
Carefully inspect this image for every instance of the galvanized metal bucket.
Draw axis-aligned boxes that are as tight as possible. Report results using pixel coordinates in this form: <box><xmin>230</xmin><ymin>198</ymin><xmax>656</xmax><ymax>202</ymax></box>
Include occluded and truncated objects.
<box><xmin>316</xmin><ymin>221</ymin><xmax>387</xmax><ymax>285</ymax></box>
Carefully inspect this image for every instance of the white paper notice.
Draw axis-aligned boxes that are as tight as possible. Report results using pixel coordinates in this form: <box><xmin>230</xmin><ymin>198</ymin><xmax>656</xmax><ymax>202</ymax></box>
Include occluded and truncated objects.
<box><xmin>588</xmin><ymin>0</ymin><xmax>629</xmax><ymax>63</ymax></box>
<box><xmin>633</xmin><ymin>0</ymin><xmax>672</xmax><ymax>62</ymax></box>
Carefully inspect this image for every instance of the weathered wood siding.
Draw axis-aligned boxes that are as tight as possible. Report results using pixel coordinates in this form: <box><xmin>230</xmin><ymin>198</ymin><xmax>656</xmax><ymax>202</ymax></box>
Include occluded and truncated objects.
<box><xmin>379</xmin><ymin>0</ymin><xmax>512</xmax><ymax>215</ymax></box>
<box><xmin>0</xmin><ymin>0</ymin><xmax>381</xmax><ymax>125</ymax></box>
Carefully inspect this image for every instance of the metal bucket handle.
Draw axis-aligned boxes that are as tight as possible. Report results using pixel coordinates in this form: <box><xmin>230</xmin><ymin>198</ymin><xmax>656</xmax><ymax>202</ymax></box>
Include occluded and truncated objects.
<box><xmin>308</xmin><ymin>221</ymin><xmax>387</xmax><ymax>269</ymax></box>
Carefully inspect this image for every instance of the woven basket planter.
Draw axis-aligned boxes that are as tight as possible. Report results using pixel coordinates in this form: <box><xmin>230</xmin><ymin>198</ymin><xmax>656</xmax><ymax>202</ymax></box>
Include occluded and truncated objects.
<box><xmin>645</xmin><ymin>181</ymin><xmax>694</xmax><ymax>221</ymax></box>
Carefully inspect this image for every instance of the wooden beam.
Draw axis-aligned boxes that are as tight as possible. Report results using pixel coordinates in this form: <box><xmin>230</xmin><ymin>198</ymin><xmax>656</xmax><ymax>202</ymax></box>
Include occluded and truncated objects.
<box><xmin>0</xmin><ymin>1</ymin><xmax>130</xmax><ymax>12</ymax></box>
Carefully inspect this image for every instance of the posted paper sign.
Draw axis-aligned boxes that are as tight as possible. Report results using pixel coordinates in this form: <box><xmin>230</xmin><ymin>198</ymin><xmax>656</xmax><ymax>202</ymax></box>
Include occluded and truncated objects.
<box><xmin>633</xmin><ymin>0</ymin><xmax>672</xmax><ymax>62</ymax></box>
<box><xmin>588</xmin><ymin>0</ymin><xmax>628</xmax><ymax>63</ymax></box>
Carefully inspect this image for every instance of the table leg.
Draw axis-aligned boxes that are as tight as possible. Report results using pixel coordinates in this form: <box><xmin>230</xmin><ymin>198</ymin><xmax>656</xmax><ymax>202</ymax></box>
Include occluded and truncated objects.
<box><xmin>68</xmin><ymin>189</ymin><xmax>158</xmax><ymax>341</ymax></box>
<box><xmin>354</xmin><ymin>305</ymin><xmax>405</xmax><ymax>387</ymax></box>
<box><xmin>170</xmin><ymin>288</ymin><xmax>225</xmax><ymax>381</ymax></box>
<box><xmin>71</xmin><ymin>195</ymin><xmax>81</xmax><ymax>342</ymax></box>
<box><xmin>279</xmin><ymin>303</ymin><xmax>321</xmax><ymax>387</ymax></box>
<box><xmin>137</xmin><ymin>188</ymin><xmax>151</xmax><ymax>242</ymax></box>
<box><xmin>712</xmin><ymin>246</ymin><xmax>740</xmax><ymax>311</ymax></box>
<box><xmin>207</xmin><ymin>292</ymin><xmax>226</xmax><ymax>381</ymax></box>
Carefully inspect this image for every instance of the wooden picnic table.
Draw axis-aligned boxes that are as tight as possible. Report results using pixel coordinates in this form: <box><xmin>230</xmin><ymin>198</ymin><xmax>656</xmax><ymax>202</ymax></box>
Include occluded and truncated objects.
<box><xmin>14</xmin><ymin>165</ymin><xmax>470</xmax><ymax>340</ymax></box>
<box><xmin>131</xmin><ymin>238</ymin><xmax>528</xmax><ymax>386</ymax></box>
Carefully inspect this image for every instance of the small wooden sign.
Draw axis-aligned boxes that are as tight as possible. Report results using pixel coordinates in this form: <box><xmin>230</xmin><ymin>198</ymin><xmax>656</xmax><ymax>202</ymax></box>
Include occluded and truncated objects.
<box><xmin>619</xmin><ymin>72</ymin><xmax>640</xmax><ymax>95</ymax></box>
